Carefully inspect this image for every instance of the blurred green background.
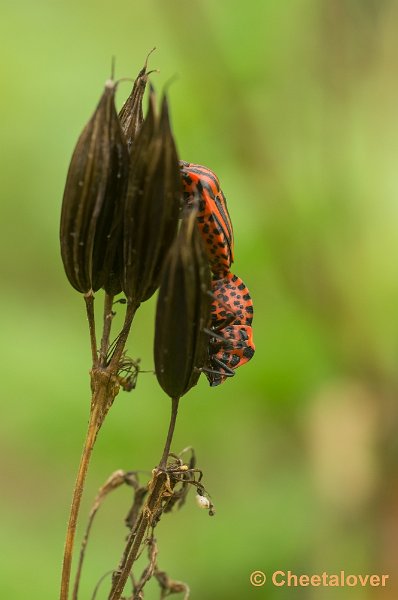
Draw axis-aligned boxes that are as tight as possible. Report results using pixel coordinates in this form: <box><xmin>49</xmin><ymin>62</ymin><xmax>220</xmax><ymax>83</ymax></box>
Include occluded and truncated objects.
<box><xmin>1</xmin><ymin>0</ymin><xmax>398</xmax><ymax>598</ymax></box>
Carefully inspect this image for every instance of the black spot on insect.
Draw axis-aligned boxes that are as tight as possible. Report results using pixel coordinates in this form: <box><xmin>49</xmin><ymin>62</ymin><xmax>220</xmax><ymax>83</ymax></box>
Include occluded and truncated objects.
<box><xmin>238</xmin><ymin>283</ymin><xmax>245</xmax><ymax>290</ymax></box>
<box><xmin>182</xmin><ymin>174</ymin><xmax>193</xmax><ymax>185</ymax></box>
<box><xmin>230</xmin><ymin>355</ymin><xmax>240</xmax><ymax>367</ymax></box>
<box><xmin>243</xmin><ymin>346</ymin><xmax>255</xmax><ymax>359</ymax></box>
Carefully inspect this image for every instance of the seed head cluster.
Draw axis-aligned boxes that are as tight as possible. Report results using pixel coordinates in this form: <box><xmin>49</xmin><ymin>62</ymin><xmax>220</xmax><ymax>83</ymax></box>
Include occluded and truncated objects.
<box><xmin>60</xmin><ymin>60</ymin><xmax>212</xmax><ymax>395</ymax></box>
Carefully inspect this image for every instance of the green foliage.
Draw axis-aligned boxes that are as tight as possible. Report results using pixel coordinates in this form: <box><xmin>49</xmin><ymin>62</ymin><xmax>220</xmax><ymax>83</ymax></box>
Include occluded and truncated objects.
<box><xmin>1</xmin><ymin>1</ymin><xmax>398</xmax><ymax>598</ymax></box>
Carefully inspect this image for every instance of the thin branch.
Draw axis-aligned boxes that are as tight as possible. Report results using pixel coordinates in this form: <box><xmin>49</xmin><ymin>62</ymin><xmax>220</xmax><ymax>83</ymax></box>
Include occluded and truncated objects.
<box><xmin>99</xmin><ymin>293</ymin><xmax>115</xmax><ymax>367</ymax></box>
<box><xmin>107</xmin><ymin>472</ymin><xmax>167</xmax><ymax>600</ymax></box>
<box><xmin>72</xmin><ymin>470</ymin><xmax>126</xmax><ymax>600</ymax></box>
<box><xmin>133</xmin><ymin>536</ymin><xmax>158</xmax><ymax>598</ymax></box>
<box><xmin>91</xmin><ymin>571</ymin><xmax>114</xmax><ymax>600</ymax></box>
<box><xmin>159</xmin><ymin>397</ymin><xmax>179</xmax><ymax>469</ymax></box>
<box><xmin>108</xmin><ymin>396</ymin><xmax>180</xmax><ymax>600</ymax></box>
<box><xmin>60</xmin><ymin>369</ymin><xmax>120</xmax><ymax>600</ymax></box>
<box><xmin>108</xmin><ymin>301</ymin><xmax>138</xmax><ymax>370</ymax></box>
<box><xmin>60</xmin><ymin>405</ymin><xmax>101</xmax><ymax>600</ymax></box>
<box><xmin>84</xmin><ymin>292</ymin><xmax>98</xmax><ymax>366</ymax></box>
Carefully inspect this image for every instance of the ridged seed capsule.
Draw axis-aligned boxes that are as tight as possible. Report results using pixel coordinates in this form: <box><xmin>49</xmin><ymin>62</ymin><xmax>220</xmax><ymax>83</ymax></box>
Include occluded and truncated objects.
<box><xmin>154</xmin><ymin>209</ymin><xmax>212</xmax><ymax>399</ymax></box>
<box><xmin>60</xmin><ymin>80</ymin><xmax>129</xmax><ymax>294</ymax></box>
<box><xmin>122</xmin><ymin>89</ymin><xmax>181</xmax><ymax>305</ymax></box>
<box><xmin>105</xmin><ymin>63</ymin><xmax>150</xmax><ymax>296</ymax></box>
<box><xmin>119</xmin><ymin>59</ymin><xmax>149</xmax><ymax>152</ymax></box>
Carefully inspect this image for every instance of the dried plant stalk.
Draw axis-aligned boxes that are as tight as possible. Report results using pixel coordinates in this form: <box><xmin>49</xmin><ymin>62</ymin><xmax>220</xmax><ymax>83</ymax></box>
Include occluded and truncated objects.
<box><xmin>73</xmin><ymin>470</ymin><xmax>127</xmax><ymax>600</ymax></box>
<box><xmin>60</xmin><ymin>366</ymin><xmax>122</xmax><ymax>600</ymax></box>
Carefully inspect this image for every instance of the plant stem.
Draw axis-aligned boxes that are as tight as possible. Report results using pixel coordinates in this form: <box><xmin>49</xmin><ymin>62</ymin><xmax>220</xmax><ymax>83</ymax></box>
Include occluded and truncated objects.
<box><xmin>108</xmin><ymin>472</ymin><xmax>167</xmax><ymax>600</ymax></box>
<box><xmin>61</xmin><ymin>296</ymin><xmax>138</xmax><ymax>600</ymax></box>
<box><xmin>60</xmin><ymin>405</ymin><xmax>101</xmax><ymax>600</ymax></box>
<box><xmin>108</xmin><ymin>301</ymin><xmax>138</xmax><ymax>370</ymax></box>
<box><xmin>160</xmin><ymin>397</ymin><xmax>179</xmax><ymax>469</ymax></box>
<box><xmin>108</xmin><ymin>396</ymin><xmax>180</xmax><ymax>600</ymax></box>
<box><xmin>99</xmin><ymin>293</ymin><xmax>114</xmax><ymax>367</ymax></box>
<box><xmin>72</xmin><ymin>470</ymin><xmax>126</xmax><ymax>600</ymax></box>
<box><xmin>60</xmin><ymin>370</ymin><xmax>120</xmax><ymax>600</ymax></box>
<box><xmin>84</xmin><ymin>292</ymin><xmax>98</xmax><ymax>366</ymax></box>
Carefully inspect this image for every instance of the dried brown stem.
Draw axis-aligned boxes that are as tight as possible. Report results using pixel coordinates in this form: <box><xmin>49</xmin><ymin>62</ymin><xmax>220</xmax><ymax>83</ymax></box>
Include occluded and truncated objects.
<box><xmin>160</xmin><ymin>397</ymin><xmax>179</xmax><ymax>469</ymax></box>
<box><xmin>99</xmin><ymin>293</ymin><xmax>115</xmax><ymax>366</ymax></box>
<box><xmin>60</xmin><ymin>405</ymin><xmax>100</xmax><ymax>600</ymax></box>
<box><xmin>108</xmin><ymin>471</ymin><xmax>167</xmax><ymax>600</ymax></box>
<box><xmin>84</xmin><ymin>292</ymin><xmax>98</xmax><ymax>366</ymax></box>
<box><xmin>61</xmin><ymin>294</ymin><xmax>138</xmax><ymax>600</ymax></box>
<box><xmin>72</xmin><ymin>470</ymin><xmax>127</xmax><ymax>600</ymax></box>
<box><xmin>60</xmin><ymin>369</ymin><xmax>121</xmax><ymax>600</ymax></box>
<box><xmin>108</xmin><ymin>396</ymin><xmax>180</xmax><ymax>600</ymax></box>
<box><xmin>134</xmin><ymin>536</ymin><xmax>158</xmax><ymax>598</ymax></box>
<box><xmin>108</xmin><ymin>301</ymin><xmax>138</xmax><ymax>370</ymax></box>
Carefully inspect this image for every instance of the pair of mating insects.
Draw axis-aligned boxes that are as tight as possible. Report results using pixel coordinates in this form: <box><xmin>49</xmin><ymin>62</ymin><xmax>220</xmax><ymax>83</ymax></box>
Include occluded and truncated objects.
<box><xmin>180</xmin><ymin>161</ymin><xmax>255</xmax><ymax>386</ymax></box>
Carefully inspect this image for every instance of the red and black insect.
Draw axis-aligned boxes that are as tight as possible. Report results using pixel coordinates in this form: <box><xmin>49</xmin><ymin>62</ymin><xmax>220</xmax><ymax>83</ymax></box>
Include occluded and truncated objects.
<box><xmin>180</xmin><ymin>160</ymin><xmax>254</xmax><ymax>385</ymax></box>
<box><xmin>204</xmin><ymin>272</ymin><xmax>255</xmax><ymax>386</ymax></box>
<box><xmin>180</xmin><ymin>161</ymin><xmax>234</xmax><ymax>278</ymax></box>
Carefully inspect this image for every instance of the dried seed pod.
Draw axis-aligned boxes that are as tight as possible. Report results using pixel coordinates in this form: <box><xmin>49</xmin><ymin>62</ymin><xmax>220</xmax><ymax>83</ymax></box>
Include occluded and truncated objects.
<box><xmin>60</xmin><ymin>80</ymin><xmax>129</xmax><ymax>293</ymax></box>
<box><xmin>103</xmin><ymin>244</ymin><xmax>124</xmax><ymax>296</ymax></box>
<box><xmin>103</xmin><ymin>61</ymin><xmax>151</xmax><ymax>296</ymax></box>
<box><xmin>154</xmin><ymin>210</ymin><xmax>212</xmax><ymax>399</ymax></box>
<box><xmin>122</xmin><ymin>90</ymin><xmax>182</xmax><ymax>305</ymax></box>
<box><xmin>118</xmin><ymin>61</ymin><xmax>149</xmax><ymax>152</ymax></box>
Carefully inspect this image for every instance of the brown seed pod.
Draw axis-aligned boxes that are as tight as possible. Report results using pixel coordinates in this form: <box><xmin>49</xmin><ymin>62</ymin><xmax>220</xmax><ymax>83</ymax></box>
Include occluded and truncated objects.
<box><xmin>104</xmin><ymin>61</ymin><xmax>151</xmax><ymax>296</ymax></box>
<box><xmin>154</xmin><ymin>209</ymin><xmax>212</xmax><ymax>399</ymax></box>
<box><xmin>118</xmin><ymin>59</ymin><xmax>150</xmax><ymax>152</ymax></box>
<box><xmin>122</xmin><ymin>89</ymin><xmax>182</xmax><ymax>305</ymax></box>
<box><xmin>60</xmin><ymin>80</ymin><xmax>129</xmax><ymax>294</ymax></box>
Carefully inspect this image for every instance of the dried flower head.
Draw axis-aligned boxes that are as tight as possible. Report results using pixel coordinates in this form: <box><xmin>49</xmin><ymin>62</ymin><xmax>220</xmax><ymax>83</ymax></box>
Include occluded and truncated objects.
<box><xmin>118</xmin><ymin>55</ymin><xmax>151</xmax><ymax>152</ymax></box>
<box><xmin>104</xmin><ymin>62</ymin><xmax>151</xmax><ymax>296</ymax></box>
<box><xmin>122</xmin><ymin>89</ymin><xmax>181</xmax><ymax>305</ymax></box>
<box><xmin>154</xmin><ymin>209</ymin><xmax>212</xmax><ymax>399</ymax></box>
<box><xmin>60</xmin><ymin>80</ymin><xmax>129</xmax><ymax>294</ymax></box>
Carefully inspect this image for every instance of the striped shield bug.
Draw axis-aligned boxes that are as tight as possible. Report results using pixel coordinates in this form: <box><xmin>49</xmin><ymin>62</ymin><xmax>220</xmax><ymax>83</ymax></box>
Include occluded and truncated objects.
<box><xmin>179</xmin><ymin>161</ymin><xmax>234</xmax><ymax>278</ymax></box>
<box><xmin>204</xmin><ymin>272</ymin><xmax>255</xmax><ymax>386</ymax></box>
